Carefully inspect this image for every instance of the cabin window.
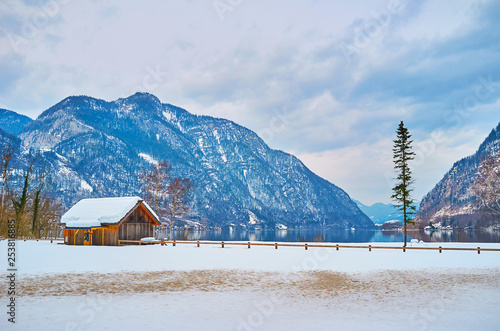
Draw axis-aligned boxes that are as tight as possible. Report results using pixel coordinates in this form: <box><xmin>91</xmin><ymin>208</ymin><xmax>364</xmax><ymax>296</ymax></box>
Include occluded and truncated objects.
<box><xmin>129</xmin><ymin>215</ymin><xmax>133</xmax><ymax>221</ymax></box>
<box><xmin>139</xmin><ymin>216</ymin><xmax>143</xmax><ymax>222</ymax></box>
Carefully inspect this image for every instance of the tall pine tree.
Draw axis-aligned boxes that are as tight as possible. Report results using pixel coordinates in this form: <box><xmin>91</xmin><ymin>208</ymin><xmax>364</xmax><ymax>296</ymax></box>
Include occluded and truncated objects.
<box><xmin>392</xmin><ymin>121</ymin><xmax>416</xmax><ymax>247</ymax></box>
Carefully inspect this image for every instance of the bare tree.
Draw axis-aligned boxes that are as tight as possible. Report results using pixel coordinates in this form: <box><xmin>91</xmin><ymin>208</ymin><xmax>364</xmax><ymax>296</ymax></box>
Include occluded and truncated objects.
<box><xmin>9</xmin><ymin>150</ymin><xmax>47</xmax><ymax>237</ymax></box>
<box><xmin>165</xmin><ymin>177</ymin><xmax>193</xmax><ymax>240</ymax></box>
<box><xmin>29</xmin><ymin>172</ymin><xmax>61</xmax><ymax>238</ymax></box>
<box><xmin>0</xmin><ymin>134</ymin><xmax>17</xmax><ymax>227</ymax></box>
<box><xmin>139</xmin><ymin>161</ymin><xmax>171</xmax><ymax>216</ymax></box>
<box><xmin>140</xmin><ymin>161</ymin><xmax>193</xmax><ymax>240</ymax></box>
<box><xmin>31</xmin><ymin>192</ymin><xmax>62</xmax><ymax>239</ymax></box>
<box><xmin>471</xmin><ymin>150</ymin><xmax>500</xmax><ymax>217</ymax></box>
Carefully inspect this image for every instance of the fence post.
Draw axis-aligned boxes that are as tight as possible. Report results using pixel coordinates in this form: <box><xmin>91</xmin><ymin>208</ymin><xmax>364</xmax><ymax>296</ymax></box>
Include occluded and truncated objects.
<box><xmin>222</xmin><ymin>241</ymin><xmax>224</xmax><ymax>248</ymax></box>
<box><xmin>478</xmin><ymin>247</ymin><xmax>480</xmax><ymax>255</ymax></box>
<box><xmin>197</xmin><ymin>240</ymin><xmax>200</xmax><ymax>248</ymax></box>
<box><xmin>161</xmin><ymin>239</ymin><xmax>164</xmax><ymax>246</ymax></box>
<box><xmin>369</xmin><ymin>245</ymin><xmax>371</xmax><ymax>252</ymax></box>
<box><xmin>275</xmin><ymin>243</ymin><xmax>278</xmax><ymax>249</ymax></box>
<box><xmin>403</xmin><ymin>246</ymin><xmax>406</xmax><ymax>253</ymax></box>
<box><xmin>439</xmin><ymin>246</ymin><xmax>442</xmax><ymax>253</ymax></box>
<box><xmin>305</xmin><ymin>243</ymin><xmax>308</xmax><ymax>250</ymax></box>
<box><xmin>336</xmin><ymin>244</ymin><xmax>339</xmax><ymax>251</ymax></box>
<box><xmin>173</xmin><ymin>239</ymin><xmax>176</xmax><ymax>247</ymax></box>
<box><xmin>248</xmin><ymin>242</ymin><xmax>251</xmax><ymax>249</ymax></box>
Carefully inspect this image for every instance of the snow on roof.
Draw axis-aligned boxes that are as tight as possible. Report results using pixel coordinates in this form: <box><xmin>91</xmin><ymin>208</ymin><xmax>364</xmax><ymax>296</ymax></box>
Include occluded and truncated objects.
<box><xmin>61</xmin><ymin>196</ymin><xmax>159</xmax><ymax>229</ymax></box>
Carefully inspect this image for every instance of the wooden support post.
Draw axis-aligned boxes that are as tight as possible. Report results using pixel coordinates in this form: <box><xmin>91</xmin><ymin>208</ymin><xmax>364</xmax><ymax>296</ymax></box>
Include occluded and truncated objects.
<box><xmin>478</xmin><ymin>247</ymin><xmax>480</xmax><ymax>255</ymax></box>
<box><xmin>197</xmin><ymin>241</ymin><xmax>200</xmax><ymax>248</ymax></box>
<box><xmin>403</xmin><ymin>247</ymin><xmax>406</xmax><ymax>253</ymax></box>
<box><xmin>222</xmin><ymin>241</ymin><xmax>225</xmax><ymax>248</ymax></box>
<box><xmin>439</xmin><ymin>246</ymin><xmax>442</xmax><ymax>253</ymax></box>
<box><xmin>305</xmin><ymin>243</ymin><xmax>308</xmax><ymax>250</ymax></box>
<box><xmin>51</xmin><ymin>239</ymin><xmax>53</xmax><ymax>243</ymax></box>
<box><xmin>275</xmin><ymin>243</ymin><xmax>278</xmax><ymax>249</ymax></box>
<box><xmin>248</xmin><ymin>242</ymin><xmax>251</xmax><ymax>249</ymax></box>
<box><xmin>369</xmin><ymin>245</ymin><xmax>371</xmax><ymax>252</ymax></box>
<box><xmin>173</xmin><ymin>239</ymin><xmax>176</xmax><ymax>247</ymax></box>
<box><xmin>336</xmin><ymin>244</ymin><xmax>339</xmax><ymax>251</ymax></box>
<box><xmin>161</xmin><ymin>239</ymin><xmax>164</xmax><ymax>246</ymax></box>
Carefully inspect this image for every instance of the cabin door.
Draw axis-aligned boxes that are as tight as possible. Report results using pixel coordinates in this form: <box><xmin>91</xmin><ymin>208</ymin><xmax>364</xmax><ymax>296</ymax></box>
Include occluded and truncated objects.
<box><xmin>83</xmin><ymin>230</ymin><xmax>92</xmax><ymax>246</ymax></box>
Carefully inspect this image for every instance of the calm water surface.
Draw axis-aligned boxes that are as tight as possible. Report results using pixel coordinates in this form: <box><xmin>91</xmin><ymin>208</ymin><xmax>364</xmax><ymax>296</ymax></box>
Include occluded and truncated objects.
<box><xmin>163</xmin><ymin>228</ymin><xmax>500</xmax><ymax>243</ymax></box>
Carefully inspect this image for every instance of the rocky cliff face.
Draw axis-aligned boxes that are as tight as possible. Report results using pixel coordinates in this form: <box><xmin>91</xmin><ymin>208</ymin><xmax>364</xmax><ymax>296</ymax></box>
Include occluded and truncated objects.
<box><xmin>415</xmin><ymin>123</ymin><xmax>500</xmax><ymax>228</ymax></box>
<box><xmin>14</xmin><ymin>93</ymin><xmax>373</xmax><ymax>229</ymax></box>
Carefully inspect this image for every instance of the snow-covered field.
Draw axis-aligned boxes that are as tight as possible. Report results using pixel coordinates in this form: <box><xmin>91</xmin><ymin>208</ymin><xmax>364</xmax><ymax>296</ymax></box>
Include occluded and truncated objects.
<box><xmin>1</xmin><ymin>240</ymin><xmax>500</xmax><ymax>330</ymax></box>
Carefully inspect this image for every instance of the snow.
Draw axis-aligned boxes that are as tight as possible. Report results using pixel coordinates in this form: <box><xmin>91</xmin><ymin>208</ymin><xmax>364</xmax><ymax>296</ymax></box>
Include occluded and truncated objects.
<box><xmin>61</xmin><ymin>196</ymin><xmax>157</xmax><ymax>228</ymax></box>
<box><xmin>80</xmin><ymin>179</ymin><xmax>93</xmax><ymax>192</ymax></box>
<box><xmin>6</xmin><ymin>240</ymin><xmax>500</xmax><ymax>275</ymax></box>
<box><xmin>2</xmin><ymin>240</ymin><xmax>499</xmax><ymax>330</ymax></box>
<box><xmin>212</xmin><ymin>129</ymin><xmax>227</xmax><ymax>162</ymax></box>
<box><xmin>140</xmin><ymin>237</ymin><xmax>156</xmax><ymax>242</ymax></box>
<box><xmin>64</xmin><ymin>219</ymin><xmax>102</xmax><ymax>228</ymax></box>
<box><xmin>220</xmin><ymin>153</ymin><xmax>227</xmax><ymax>162</ymax></box>
<box><xmin>213</xmin><ymin>129</ymin><xmax>220</xmax><ymax>143</ymax></box>
<box><xmin>162</xmin><ymin>110</ymin><xmax>173</xmax><ymax>121</ymax></box>
<box><xmin>138</xmin><ymin>152</ymin><xmax>159</xmax><ymax>165</ymax></box>
<box><xmin>248</xmin><ymin>211</ymin><xmax>259</xmax><ymax>225</ymax></box>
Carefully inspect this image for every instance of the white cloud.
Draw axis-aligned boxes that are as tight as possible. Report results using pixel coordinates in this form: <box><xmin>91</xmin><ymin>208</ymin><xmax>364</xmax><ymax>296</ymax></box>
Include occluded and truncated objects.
<box><xmin>0</xmin><ymin>0</ymin><xmax>499</xmax><ymax>204</ymax></box>
<box><xmin>295</xmin><ymin>139</ymin><xmax>394</xmax><ymax>205</ymax></box>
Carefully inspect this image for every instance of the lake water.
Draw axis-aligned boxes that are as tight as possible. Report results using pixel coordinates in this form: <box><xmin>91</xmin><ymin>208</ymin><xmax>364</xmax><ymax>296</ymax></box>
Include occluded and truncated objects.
<box><xmin>163</xmin><ymin>228</ymin><xmax>500</xmax><ymax>243</ymax></box>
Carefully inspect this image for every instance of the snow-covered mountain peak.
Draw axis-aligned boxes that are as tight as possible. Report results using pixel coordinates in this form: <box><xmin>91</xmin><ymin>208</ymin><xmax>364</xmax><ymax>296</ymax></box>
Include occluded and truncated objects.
<box><xmin>13</xmin><ymin>93</ymin><xmax>374</xmax><ymax>229</ymax></box>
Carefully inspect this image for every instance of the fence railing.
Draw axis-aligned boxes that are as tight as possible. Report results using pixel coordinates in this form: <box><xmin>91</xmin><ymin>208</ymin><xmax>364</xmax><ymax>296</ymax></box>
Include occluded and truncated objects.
<box><xmin>117</xmin><ymin>239</ymin><xmax>500</xmax><ymax>254</ymax></box>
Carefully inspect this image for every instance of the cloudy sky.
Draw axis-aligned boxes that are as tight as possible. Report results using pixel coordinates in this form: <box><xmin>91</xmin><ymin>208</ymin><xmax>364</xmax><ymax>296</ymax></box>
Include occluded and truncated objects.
<box><xmin>1</xmin><ymin>0</ymin><xmax>500</xmax><ymax>205</ymax></box>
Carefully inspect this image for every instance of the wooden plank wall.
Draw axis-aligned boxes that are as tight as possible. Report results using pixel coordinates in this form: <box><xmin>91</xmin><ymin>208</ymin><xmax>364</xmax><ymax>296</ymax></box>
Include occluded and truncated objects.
<box><xmin>92</xmin><ymin>228</ymin><xmax>104</xmax><ymax>246</ymax></box>
<box><xmin>74</xmin><ymin>230</ymin><xmax>84</xmax><ymax>245</ymax></box>
<box><xmin>105</xmin><ymin>225</ymin><xmax>119</xmax><ymax>246</ymax></box>
<box><xmin>67</xmin><ymin>230</ymin><xmax>74</xmax><ymax>245</ymax></box>
<box><xmin>118</xmin><ymin>207</ymin><xmax>155</xmax><ymax>241</ymax></box>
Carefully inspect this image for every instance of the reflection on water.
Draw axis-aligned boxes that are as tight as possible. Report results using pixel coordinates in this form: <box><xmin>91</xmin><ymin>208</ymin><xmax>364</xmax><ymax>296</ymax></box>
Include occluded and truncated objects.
<box><xmin>409</xmin><ymin>229</ymin><xmax>500</xmax><ymax>243</ymax></box>
<box><xmin>158</xmin><ymin>228</ymin><xmax>500</xmax><ymax>243</ymax></box>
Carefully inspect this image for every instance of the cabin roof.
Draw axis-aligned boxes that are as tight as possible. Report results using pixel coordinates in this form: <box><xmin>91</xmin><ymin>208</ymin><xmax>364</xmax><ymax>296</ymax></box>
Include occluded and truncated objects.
<box><xmin>61</xmin><ymin>196</ymin><xmax>160</xmax><ymax>229</ymax></box>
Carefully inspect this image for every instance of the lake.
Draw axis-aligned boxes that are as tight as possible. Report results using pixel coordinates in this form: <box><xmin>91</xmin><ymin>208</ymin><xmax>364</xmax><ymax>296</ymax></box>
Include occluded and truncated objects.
<box><xmin>162</xmin><ymin>228</ymin><xmax>500</xmax><ymax>243</ymax></box>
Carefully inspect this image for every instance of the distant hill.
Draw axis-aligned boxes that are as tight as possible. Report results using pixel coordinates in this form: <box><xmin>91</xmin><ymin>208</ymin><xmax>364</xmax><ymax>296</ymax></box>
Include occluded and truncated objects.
<box><xmin>354</xmin><ymin>200</ymin><xmax>405</xmax><ymax>225</ymax></box>
<box><xmin>0</xmin><ymin>108</ymin><xmax>33</xmax><ymax>136</ymax></box>
<box><xmin>15</xmin><ymin>93</ymin><xmax>374</xmax><ymax>230</ymax></box>
<box><xmin>414</xmin><ymin>122</ymin><xmax>500</xmax><ymax>229</ymax></box>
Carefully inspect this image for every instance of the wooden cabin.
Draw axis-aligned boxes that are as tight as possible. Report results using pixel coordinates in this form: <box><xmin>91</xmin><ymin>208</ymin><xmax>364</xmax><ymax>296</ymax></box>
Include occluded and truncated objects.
<box><xmin>61</xmin><ymin>197</ymin><xmax>160</xmax><ymax>246</ymax></box>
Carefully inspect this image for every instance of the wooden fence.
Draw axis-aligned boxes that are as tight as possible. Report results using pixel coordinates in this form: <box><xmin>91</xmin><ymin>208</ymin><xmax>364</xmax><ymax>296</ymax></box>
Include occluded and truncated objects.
<box><xmin>8</xmin><ymin>238</ymin><xmax>500</xmax><ymax>253</ymax></box>
<box><xmin>116</xmin><ymin>239</ymin><xmax>500</xmax><ymax>254</ymax></box>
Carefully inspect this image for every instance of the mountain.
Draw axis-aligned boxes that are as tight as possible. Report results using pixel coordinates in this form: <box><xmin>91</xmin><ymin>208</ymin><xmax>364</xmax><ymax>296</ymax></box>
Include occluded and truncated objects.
<box><xmin>18</xmin><ymin>93</ymin><xmax>374</xmax><ymax>229</ymax></box>
<box><xmin>414</xmin><ymin>123</ymin><xmax>500</xmax><ymax>229</ymax></box>
<box><xmin>0</xmin><ymin>108</ymin><xmax>33</xmax><ymax>136</ymax></box>
<box><xmin>354</xmin><ymin>200</ymin><xmax>404</xmax><ymax>225</ymax></box>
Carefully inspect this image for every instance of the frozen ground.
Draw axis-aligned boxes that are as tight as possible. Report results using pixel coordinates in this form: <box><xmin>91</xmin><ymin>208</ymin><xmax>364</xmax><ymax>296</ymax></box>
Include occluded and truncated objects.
<box><xmin>1</xmin><ymin>240</ymin><xmax>500</xmax><ymax>330</ymax></box>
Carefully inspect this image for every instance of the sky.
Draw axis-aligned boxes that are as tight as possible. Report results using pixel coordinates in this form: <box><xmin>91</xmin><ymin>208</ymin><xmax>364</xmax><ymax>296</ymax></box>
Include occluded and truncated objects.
<box><xmin>1</xmin><ymin>0</ymin><xmax>500</xmax><ymax>205</ymax></box>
